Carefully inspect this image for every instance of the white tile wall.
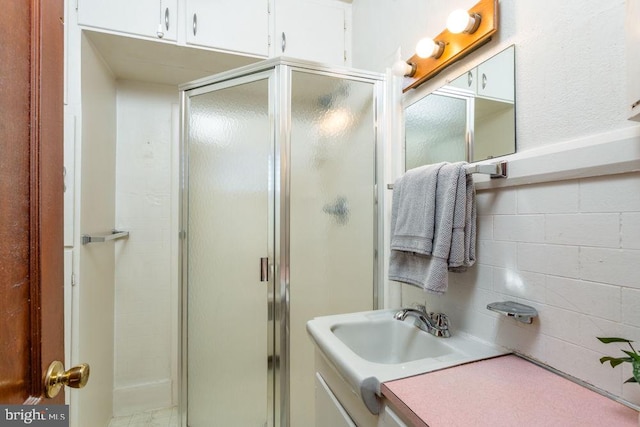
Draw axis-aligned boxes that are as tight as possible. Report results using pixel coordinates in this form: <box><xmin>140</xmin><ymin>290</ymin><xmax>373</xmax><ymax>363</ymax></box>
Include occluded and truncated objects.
<box><xmin>402</xmin><ymin>172</ymin><xmax>640</xmax><ymax>406</ymax></box>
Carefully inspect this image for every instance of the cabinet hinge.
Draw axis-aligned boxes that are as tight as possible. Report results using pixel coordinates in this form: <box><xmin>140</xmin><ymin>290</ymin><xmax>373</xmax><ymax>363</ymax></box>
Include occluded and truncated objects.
<box><xmin>268</xmin><ymin>34</ymin><xmax>271</xmax><ymax>47</ymax></box>
<box><xmin>344</xmin><ymin>50</ymin><xmax>347</xmax><ymax>62</ymax></box>
<box><xmin>267</xmin><ymin>0</ymin><xmax>271</xmax><ymax>14</ymax></box>
<box><xmin>71</xmin><ymin>272</ymin><xmax>77</xmax><ymax>287</ymax></box>
<box><xmin>75</xmin><ymin>0</ymin><xmax>79</xmax><ymax>11</ymax></box>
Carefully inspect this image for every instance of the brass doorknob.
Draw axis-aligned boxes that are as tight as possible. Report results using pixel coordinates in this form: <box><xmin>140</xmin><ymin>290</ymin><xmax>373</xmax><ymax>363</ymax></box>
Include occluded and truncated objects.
<box><xmin>44</xmin><ymin>360</ymin><xmax>90</xmax><ymax>398</ymax></box>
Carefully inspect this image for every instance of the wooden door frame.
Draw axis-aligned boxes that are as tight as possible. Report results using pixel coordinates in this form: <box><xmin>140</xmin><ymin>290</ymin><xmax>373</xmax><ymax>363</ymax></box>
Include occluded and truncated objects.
<box><xmin>0</xmin><ymin>0</ymin><xmax>65</xmax><ymax>404</ymax></box>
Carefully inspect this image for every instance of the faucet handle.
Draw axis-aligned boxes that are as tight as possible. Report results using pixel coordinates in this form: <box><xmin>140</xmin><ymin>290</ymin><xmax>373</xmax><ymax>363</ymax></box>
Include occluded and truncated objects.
<box><xmin>431</xmin><ymin>313</ymin><xmax>450</xmax><ymax>329</ymax></box>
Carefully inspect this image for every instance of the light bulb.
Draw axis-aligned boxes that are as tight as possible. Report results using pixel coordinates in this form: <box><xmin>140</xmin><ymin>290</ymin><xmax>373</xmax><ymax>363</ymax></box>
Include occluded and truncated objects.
<box><xmin>415</xmin><ymin>38</ymin><xmax>444</xmax><ymax>59</ymax></box>
<box><xmin>391</xmin><ymin>60</ymin><xmax>416</xmax><ymax>77</ymax></box>
<box><xmin>447</xmin><ymin>9</ymin><xmax>480</xmax><ymax>34</ymax></box>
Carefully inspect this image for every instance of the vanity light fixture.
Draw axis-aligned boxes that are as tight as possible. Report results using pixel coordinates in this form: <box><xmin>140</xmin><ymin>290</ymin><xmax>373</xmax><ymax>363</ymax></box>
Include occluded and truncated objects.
<box><xmin>402</xmin><ymin>0</ymin><xmax>498</xmax><ymax>92</ymax></box>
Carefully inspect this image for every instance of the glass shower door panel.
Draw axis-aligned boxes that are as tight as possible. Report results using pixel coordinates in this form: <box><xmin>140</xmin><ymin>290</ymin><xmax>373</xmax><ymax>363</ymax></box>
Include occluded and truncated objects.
<box><xmin>187</xmin><ymin>79</ymin><xmax>271</xmax><ymax>426</ymax></box>
<box><xmin>288</xmin><ymin>72</ymin><xmax>376</xmax><ymax>427</ymax></box>
<box><xmin>405</xmin><ymin>93</ymin><xmax>467</xmax><ymax>170</ymax></box>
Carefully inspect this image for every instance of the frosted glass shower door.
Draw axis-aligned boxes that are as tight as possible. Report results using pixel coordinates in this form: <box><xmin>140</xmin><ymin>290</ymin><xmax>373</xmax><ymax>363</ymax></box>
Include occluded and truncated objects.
<box><xmin>288</xmin><ymin>71</ymin><xmax>376</xmax><ymax>427</ymax></box>
<box><xmin>185</xmin><ymin>77</ymin><xmax>273</xmax><ymax>427</ymax></box>
<box><xmin>405</xmin><ymin>93</ymin><xmax>469</xmax><ymax>170</ymax></box>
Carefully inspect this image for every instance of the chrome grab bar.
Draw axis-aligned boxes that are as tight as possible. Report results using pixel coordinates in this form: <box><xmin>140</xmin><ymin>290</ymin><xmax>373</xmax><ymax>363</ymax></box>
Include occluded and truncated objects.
<box><xmin>81</xmin><ymin>230</ymin><xmax>129</xmax><ymax>245</ymax></box>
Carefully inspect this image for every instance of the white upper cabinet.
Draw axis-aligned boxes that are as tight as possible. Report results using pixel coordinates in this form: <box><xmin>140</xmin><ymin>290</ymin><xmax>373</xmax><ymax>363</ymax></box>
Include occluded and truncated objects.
<box><xmin>449</xmin><ymin>47</ymin><xmax>514</xmax><ymax>103</ymax></box>
<box><xmin>476</xmin><ymin>46</ymin><xmax>514</xmax><ymax>102</ymax></box>
<box><xmin>77</xmin><ymin>0</ymin><xmax>178</xmax><ymax>42</ymax></box>
<box><xmin>185</xmin><ymin>0</ymin><xmax>269</xmax><ymax>57</ymax></box>
<box><xmin>76</xmin><ymin>0</ymin><xmax>352</xmax><ymax>64</ymax></box>
<box><xmin>449</xmin><ymin>68</ymin><xmax>477</xmax><ymax>93</ymax></box>
<box><xmin>274</xmin><ymin>0</ymin><xmax>350</xmax><ymax>66</ymax></box>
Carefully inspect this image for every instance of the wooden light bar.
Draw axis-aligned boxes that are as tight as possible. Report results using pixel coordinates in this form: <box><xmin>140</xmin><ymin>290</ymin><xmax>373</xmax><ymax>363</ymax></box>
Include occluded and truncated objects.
<box><xmin>403</xmin><ymin>0</ymin><xmax>498</xmax><ymax>92</ymax></box>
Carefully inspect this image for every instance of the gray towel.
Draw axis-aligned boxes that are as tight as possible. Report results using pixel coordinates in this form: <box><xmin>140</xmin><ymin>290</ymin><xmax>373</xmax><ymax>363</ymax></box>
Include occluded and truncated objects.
<box><xmin>389</xmin><ymin>162</ymin><xmax>476</xmax><ymax>294</ymax></box>
<box><xmin>449</xmin><ymin>171</ymin><xmax>477</xmax><ymax>271</ymax></box>
<box><xmin>390</xmin><ymin>163</ymin><xmax>446</xmax><ymax>255</ymax></box>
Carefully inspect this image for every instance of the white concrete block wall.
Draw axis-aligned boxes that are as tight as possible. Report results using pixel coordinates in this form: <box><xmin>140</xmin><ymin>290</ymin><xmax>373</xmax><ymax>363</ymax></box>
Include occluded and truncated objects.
<box><xmin>402</xmin><ymin>172</ymin><xmax>640</xmax><ymax>405</ymax></box>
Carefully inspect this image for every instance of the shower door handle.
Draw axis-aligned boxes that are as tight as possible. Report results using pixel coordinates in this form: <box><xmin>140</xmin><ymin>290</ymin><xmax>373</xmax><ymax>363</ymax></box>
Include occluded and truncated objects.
<box><xmin>260</xmin><ymin>257</ymin><xmax>270</xmax><ymax>282</ymax></box>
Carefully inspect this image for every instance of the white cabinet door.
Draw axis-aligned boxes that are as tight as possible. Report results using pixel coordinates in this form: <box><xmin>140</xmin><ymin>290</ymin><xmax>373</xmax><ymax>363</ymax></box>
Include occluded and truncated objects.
<box><xmin>315</xmin><ymin>373</ymin><xmax>357</xmax><ymax>427</ymax></box>
<box><xmin>449</xmin><ymin>68</ymin><xmax>477</xmax><ymax>93</ymax></box>
<box><xmin>275</xmin><ymin>0</ymin><xmax>349</xmax><ymax>66</ymax></box>
<box><xmin>185</xmin><ymin>0</ymin><xmax>269</xmax><ymax>56</ymax></box>
<box><xmin>377</xmin><ymin>404</ymin><xmax>409</xmax><ymax>427</ymax></box>
<box><xmin>77</xmin><ymin>0</ymin><xmax>178</xmax><ymax>41</ymax></box>
<box><xmin>476</xmin><ymin>46</ymin><xmax>514</xmax><ymax>102</ymax></box>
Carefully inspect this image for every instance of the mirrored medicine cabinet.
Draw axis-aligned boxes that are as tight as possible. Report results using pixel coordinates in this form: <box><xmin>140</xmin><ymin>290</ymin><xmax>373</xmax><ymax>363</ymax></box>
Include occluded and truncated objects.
<box><xmin>405</xmin><ymin>45</ymin><xmax>515</xmax><ymax>171</ymax></box>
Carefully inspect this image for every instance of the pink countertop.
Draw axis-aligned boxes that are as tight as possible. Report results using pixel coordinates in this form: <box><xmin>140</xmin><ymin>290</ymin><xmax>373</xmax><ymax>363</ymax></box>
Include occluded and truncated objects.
<box><xmin>381</xmin><ymin>354</ymin><xmax>639</xmax><ymax>427</ymax></box>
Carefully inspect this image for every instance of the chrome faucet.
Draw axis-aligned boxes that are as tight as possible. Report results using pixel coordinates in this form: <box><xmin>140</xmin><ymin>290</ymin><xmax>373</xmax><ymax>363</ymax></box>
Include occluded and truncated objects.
<box><xmin>393</xmin><ymin>305</ymin><xmax>451</xmax><ymax>338</ymax></box>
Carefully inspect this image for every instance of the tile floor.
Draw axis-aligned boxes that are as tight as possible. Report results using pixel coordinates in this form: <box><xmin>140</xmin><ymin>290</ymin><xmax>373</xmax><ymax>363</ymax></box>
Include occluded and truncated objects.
<box><xmin>108</xmin><ymin>406</ymin><xmax>179</xmax><ymax>427</ymax></box>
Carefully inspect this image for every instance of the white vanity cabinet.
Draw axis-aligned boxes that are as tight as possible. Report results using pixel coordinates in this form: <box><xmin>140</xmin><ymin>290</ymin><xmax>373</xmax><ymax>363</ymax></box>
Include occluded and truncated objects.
<box><xmin>184</xmin><ymin>0</ymin><xmax>269</xmax><ymax>56</ymax></box>
<box><xmin>274</xmin><ymin>0</ymin><xmax>351</xmax><ymax>66</ymax></box>
<box><xmin>315</xmin><ymin>373</ymin><xmax>357</xmax><ymax>427</ymax></box>
<box><xmin>77</xmin><ymin>0</ymin><xmax>179</xmax><ymax>41</ymax></box>
<box><xmin>376</xmin><ymin>404</ymin><xmax>409</xmax><ymax>427</ymax></box>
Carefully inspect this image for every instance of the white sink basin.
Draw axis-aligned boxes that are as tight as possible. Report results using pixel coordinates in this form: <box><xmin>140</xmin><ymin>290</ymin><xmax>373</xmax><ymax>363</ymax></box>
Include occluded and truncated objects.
<box><xmin>331</xmin><ymin>318</ymin><xmax>454</xmax><ymax>364</ymax></box>
<box><xmin>307</xmin><ymin>309</ymin><xmax>507</xmax><ymax>414</ymax></box>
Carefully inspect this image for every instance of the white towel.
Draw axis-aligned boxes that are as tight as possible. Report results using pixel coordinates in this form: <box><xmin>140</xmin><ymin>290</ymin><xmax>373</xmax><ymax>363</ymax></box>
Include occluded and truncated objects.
<box><xmin>389</xmin><ymin>162</ymin><xmax>476</xmax><ymax>294</ymax></box>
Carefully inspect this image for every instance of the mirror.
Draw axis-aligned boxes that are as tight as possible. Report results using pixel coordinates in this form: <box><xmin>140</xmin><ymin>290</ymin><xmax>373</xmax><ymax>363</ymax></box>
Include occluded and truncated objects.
<box><xmin>405</xmin><ymin>45</ymin><xmax>515</xmax><ymax>170</ymax></box>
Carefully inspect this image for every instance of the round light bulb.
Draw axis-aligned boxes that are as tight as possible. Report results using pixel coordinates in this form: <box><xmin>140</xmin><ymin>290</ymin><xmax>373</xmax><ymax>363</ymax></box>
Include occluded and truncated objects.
<box><xmin>391</xmin><ymin>60</ymin><xmax>414</xmax><ymax>77</ymax></box>
<box><xmin>415</xmin><ymin>38</ymin><xmax>437</xmax><ymax>58</ymax></box>
<box><xmin>447</xmin><ymin>9</ymin><xmax>475</xmax><ymax>34</ymax></box>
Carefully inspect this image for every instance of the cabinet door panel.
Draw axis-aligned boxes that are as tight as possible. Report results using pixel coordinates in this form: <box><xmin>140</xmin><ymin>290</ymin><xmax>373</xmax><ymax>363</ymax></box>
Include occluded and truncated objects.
<box><xmin>276</xmin><ymin>0</ymin><xmax>346</xmax><ymax>66</ymax></box>
<box><xmin>315</xmin><ymin>373</ymin><xmax>356</xmax><ymax>427</ymax></box>
<box><xmin>476</xmin><ymin>46</ymin><xmax>514</xmax><ymax>102</ymax></box>
<box><xmin>186</xmin><ymin>0</ymin><xmax>268</xmax><ymax>56</ymax></box>
<box><xmin>449</xmin><ymin>69</ymin><xmax>477</xmax><ymax>93</ymax></box>
<box><xmin>377</xmin><ymin>405</ymin><xmax>409</xmax><ymax>427</ymax></box>
<box><xmin>78</xmin><ymin>0</ymin><xmax>178</xmax><ymax>41</ymax></box>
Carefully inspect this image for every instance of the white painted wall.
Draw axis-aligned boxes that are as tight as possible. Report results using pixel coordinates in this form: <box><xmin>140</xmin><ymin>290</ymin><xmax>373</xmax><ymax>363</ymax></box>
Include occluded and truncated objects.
<box><xmin>352</xmin><ymin>0</ymin><xmax>636</xmax><ymax>151</ymax></box>
<box><xmin>113</xmin><ymin>81</ymin><xmax>179</xmax><ymax>416</ymax></box>
<box><xmin>75</xmin><ymin>34</ymin><xmax>117</xmax><ymax>427</ymax></box>
<box><xmin>351</xmin><ymin>0</ymin><xmax>640</xmax><ymax>407</ymax></box>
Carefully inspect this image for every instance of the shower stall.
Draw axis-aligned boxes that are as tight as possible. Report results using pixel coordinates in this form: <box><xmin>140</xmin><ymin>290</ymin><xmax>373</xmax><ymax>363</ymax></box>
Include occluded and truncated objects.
<box><xmin>179</xmin><ymin>58</ymin><xmax>384</xmax><ymax>426</ymax></box>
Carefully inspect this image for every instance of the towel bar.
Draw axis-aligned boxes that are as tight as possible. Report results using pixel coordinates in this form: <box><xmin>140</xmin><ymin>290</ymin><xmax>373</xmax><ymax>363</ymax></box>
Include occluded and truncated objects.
<box><xmin>387</xmin><ymin>161</ymin><xmax>507</xmax><ymax>189</ymax></box>
<box><xmin>82</xmin><ymin>230</ymin><xmax>130</xmax><ymax>245</ymax></box>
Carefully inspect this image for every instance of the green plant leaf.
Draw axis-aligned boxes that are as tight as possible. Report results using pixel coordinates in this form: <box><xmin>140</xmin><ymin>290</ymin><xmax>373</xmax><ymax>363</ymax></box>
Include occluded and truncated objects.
<box><xmin>621</xmin><ymin>350</ymin><xmax>640</xmax><ymax>362</ymax></box>
<box><xmin>624</xmin><ymin>376</ymin><xmax>638</xmax><ymax>384</ymax></box>
<box><xmin>599</xmin><ymin>356</ymin><xmax>632</xmax><ymax>368</ymax></box>
<box><xmin>597</xmin><ymin>337</ymin><xmax>635</xmax><ymax>344</ymax></box>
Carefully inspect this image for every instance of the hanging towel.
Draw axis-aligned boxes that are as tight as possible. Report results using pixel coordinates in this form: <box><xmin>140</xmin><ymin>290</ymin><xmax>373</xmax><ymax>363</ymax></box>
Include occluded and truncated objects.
<box><xmin>389</xmin><ymin>162</ymin><xmax>476</xmax><ymax>294</ymax></box>
<box><xmin>449</xmin><ymin>170</ymin><xmax>477</xmax><ymax>271</ymax></box>
<box><xmin>389</xmin><ymin>162</ymin><xmax>446</xmax><ymax>255</ymax></box>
